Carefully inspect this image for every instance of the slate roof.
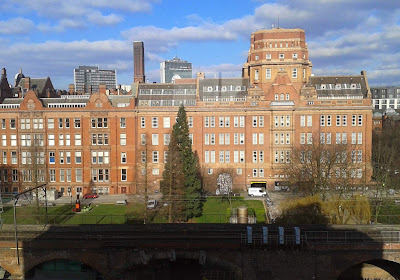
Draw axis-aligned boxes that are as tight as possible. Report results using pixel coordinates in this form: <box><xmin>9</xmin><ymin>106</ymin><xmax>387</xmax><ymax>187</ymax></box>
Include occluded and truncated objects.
<box><xmin>309</xmin><ymin>75</ymin><xmax>368</xmax><ymax>98</ymax></box>
<box><xmin>199</xmin><ymin>78</ymin><xmax>248</xmax><ymax>100</ymax></box>
<box><xmin>18</xmin><ymin>77</ymin><xmax>50</xmax><ymax>93</ymax></box>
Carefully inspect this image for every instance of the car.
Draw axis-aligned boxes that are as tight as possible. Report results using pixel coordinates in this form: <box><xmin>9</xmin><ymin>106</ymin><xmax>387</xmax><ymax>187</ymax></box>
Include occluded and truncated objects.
<box><xmin>83</xmin><ymin>193</ymin><xmax>99</xmax><ymax>199</ymax></box>
<box><xmin>147</xmin><ymin>199</ymin><xmax>157</xmax><ymax>209</ymax></box>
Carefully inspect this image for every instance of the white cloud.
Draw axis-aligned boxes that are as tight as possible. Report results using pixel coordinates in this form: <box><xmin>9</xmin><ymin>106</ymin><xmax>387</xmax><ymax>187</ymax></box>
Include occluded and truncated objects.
<box><xmin>0</xmin><ymin>18</ymin><xmax>35</xmax><ymax>35</ymax></box>
<box><xmin>87</xmin><ymin>12</ymin><xmax>123</xmax><ymax>25</ymax></box>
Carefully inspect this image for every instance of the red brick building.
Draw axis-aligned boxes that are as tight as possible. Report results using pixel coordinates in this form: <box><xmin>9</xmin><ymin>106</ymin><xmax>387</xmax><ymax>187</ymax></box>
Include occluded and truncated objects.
<box><xmin>0</xmin><ymin>28</ymin><xmax>372</xmax><ymax>196</ymax></box>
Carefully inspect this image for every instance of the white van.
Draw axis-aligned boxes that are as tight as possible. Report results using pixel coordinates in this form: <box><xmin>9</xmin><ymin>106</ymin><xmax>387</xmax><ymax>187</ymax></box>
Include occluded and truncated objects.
<box><xmin>248</xmin><ymin>187</ymin><xmax>267</xmax><ymax>197</ymax></box>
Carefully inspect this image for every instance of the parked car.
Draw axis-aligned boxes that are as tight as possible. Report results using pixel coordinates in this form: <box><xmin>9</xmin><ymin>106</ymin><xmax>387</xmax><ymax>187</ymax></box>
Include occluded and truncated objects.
<box><xmin>147</xmin><ymin>199</ymin><xmax>157</xmax><ymax>209</ymax></box>
<box><xmin>83</xmin><ymin>193</ymin><xmax>99</xmax><ymax>199</ymax></box>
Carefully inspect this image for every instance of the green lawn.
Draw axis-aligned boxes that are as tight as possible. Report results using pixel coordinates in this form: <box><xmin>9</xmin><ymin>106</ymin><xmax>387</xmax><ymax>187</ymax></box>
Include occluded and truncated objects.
<box><xmin>374</xmin><ymin>200</ymin><xmax>400</xmax><ymax>224</ymax></box>
<box><xmin>0</xmin><ymin>197</ymin><xmax>265</xmax><ymax>225</ymax></box>
<box><xmin>193</xmin><ymin>197</ymin><xmax>266</xmax><ymax>223</ymax></box>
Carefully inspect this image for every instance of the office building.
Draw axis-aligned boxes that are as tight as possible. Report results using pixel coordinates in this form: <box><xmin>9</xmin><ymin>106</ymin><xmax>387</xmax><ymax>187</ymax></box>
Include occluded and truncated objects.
<box><xmin>0</xmin><ymin>28</ymin><xmax>372</xmax><ymax>196</ymax></box>
<box><xmin>74</xmin><ymin>66</ymin><xmax>117</xmax><ymax>94</ymax></box>
<box><xmin>160</xmin><ymin>57</ymin><xmax>192</xmax><ymax>83</ymax></box>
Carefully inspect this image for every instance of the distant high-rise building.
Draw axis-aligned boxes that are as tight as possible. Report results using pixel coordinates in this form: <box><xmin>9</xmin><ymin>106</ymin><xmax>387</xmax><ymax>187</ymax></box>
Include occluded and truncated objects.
<box><xmin>133</xmin><ymin>41</ymin><xmax>145</xmax><ymax>83</ymax></box>
<box><xmin>74</xmin><ymin>66</ymin><xmax>116</xmax><ymax>94</ymax></box>
<box><xmin>160</xmin><ymin>57</ymin><xmax>192</xmax><ymax>83</ymax></box>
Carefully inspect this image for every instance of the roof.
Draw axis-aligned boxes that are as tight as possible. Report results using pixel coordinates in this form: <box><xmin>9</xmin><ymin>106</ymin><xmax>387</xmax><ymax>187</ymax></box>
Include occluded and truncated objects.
<box><xmin>309</xmin><ymin>75</ymin><xmax>368</xmax><ymax>98</ymax></box>
<box><xmin>18</xmin><ymin>77</ymin><xmax>50</xmax><ymax>93</ymax></box>
<box><xmin>199</xmin><ymin>78</ymin><xmax>248</xmax><ymax>101</ymax></box>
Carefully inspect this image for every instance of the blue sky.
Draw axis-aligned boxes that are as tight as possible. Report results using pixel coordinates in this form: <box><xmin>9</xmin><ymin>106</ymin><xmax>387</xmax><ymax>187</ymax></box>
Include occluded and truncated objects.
<box><xmin>0</xmin><ymin>0</ymin><xmax>399</xmax><ymax>90</ymax></box>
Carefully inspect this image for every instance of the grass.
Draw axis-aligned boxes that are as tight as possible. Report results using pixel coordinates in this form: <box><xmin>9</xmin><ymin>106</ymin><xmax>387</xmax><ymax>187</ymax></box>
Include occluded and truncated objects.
<box><xmin>374</xmin><ymin>200</ymin><xmax>400</xmax><ymax>224</ymax></box>
<box><xmin>0</xmin><ymin>197</ymin><xmax>266</xmax><ymax>224</ymax></box>
<box><xmin>193</xmin><ymin>197</ymin><xmax>266</xmax><ymax>223</ymax></box>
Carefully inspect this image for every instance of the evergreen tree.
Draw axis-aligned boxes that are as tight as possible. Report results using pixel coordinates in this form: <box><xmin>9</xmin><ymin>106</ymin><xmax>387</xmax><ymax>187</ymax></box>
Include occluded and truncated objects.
<box><xmin>160</xmin><ymin>134</ymin><xmax>185</xmax><ymax>222</ymax></box>
<box><xmin>161</xmin><ymin>104</ymin><xmax>203</xmax><ymax>220</ymax></box>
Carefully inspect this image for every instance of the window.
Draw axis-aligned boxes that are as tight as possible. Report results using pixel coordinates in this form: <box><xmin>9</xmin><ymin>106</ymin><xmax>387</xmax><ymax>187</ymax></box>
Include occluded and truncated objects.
<box><xmin>66</xmin><ymin>169</ymin><xmax>71</xmax><ymax>182</ymax></box>
<box><xmin>49</xmin><ymin>151</ymin><xmax>55</xmax><ymax>164</ymax></box>
<box><xmin>188</xmin><ymin>116</ymin><xmax>193</xmax><ymax>128</ymax></box>
<box><xmin>49</xmin><ymin>169</ymin><xmax>56</xmax><ymax>182</ymax></box>
<box><xmin>210</xmin><ymin>117</ymin><xmax>215</xmax><ymax>127</ymax></box>
<box><xmin>351</xmin><ymin>132</ymin><xmax>356</xmax><ymax>144</ymax></box>
<box><xmin>21</xmin><ymin>119</ymin><xmax>30</xmax><ymax>129</ymax></box>
<box><xmin>234</xmin><ymin>116</ymin><xmax>239</xmax><ymax>127</ymax></box>
<box><xmin>239</xmin><ymin>116</ymin><xmax>245</xmax><ymax>127</ymax></box>
<box><xmin>152</xmin><ymin>169</ymin><xmax>159</xmax><ymax>175</ymax></box>
<box><xmin>152</xmin><ymin>151</ymin><xmax>159</xmax><ymax>163</ymax></box>
<box><xmin>75</xmin><ymin>134</ymin><xmax>81</xmax><ymax>146</ymax></box>
<box><xmin>292</xmin><ymin>53</ymin><xmax>298</xmax><ymax>59</ymax></box>
<box><xmin>266</xmin><ymin>53</ymin><xmax>271</xmax><ymax>59</ymax></box>
<box><xmin>259</xmin><ymin>133</ymin><xmax>264</xmax><ymax>145</ymax></box>
<box><xmin>152</xmin><ymin>134</ymin><xmax>159</xmax><ymax>145</ymax></box>
<box><xmin>47</xmin><ymin>118</ymin><xmax>54</xmax><ymax>129</ymax></box>
<box><xmin>11</xmin><ymin>151</ymin><xmax>17</xmax><ymax>164</ymax></box>
<box><xmin>300</xmin><ymin>133</ymin><xmax>305</xmax><ymax>145</ymax></box>
<box><xmin>342</xmin><ymin>115</ymin><xmax>347</xmax><ymax>126</ymax></box>
<box><xmin>219</xmin><ymin>133</ymin><xmax>224</xmax><ymax>145</ymax></box>
<box><xmin>205</xmin><ymin>151</ymin><xmax>210</xmax><ymax>163</ymax></box>
<box><xmin>239</xmin><ymin>133</ymin><xmax>244</xmax><ymax>145</ymax></box>
<box><xmin>76</xmin><ymin>169</ymin><xmax>82</xmax><ymax>182</ymax></box>
<box><xmin>1</xmin><ymin>135</ymin><xmax>6</xmax><ymax>146</ymax></box>
<box><xmin>151</xmin><ymin>117</ymin><xmax>158</xmax><ymax>128</ymax></box>
<box><xmin>259</xmin><ymin>169</ymin><xmax>264</xmax><ymax>177</ymax></box>
<box><xmin>253</xmin><ymin>169</ymin><xmax>258</xmax><ymax>177</ymax></box>
<box><xmin>120</xmin><ymin>133</ymin><xmax>126</xmax><ymax>145</ymax></box>
<box><xmin>10</xmin><ymin>135</ymin><xmax>17</xmax><ymax>146</ymax></box>
<box><xmin>211</xmin><ymin>151</ymin><xmax>215</xmax><ymax>163</ymax></box>
<box><xmin>225</xmin><ymin>151</ymin><xmax>230</xmax><ymax>163</ymax></box>
<box><xmin>320</xmin><ymin>133</ymin><xmax>325</xmax><ymax>144</ymax></box>
<box><xmin>219</xmin><ymin>151</ymin><xmax>224</xmax><ymax>163</ymax></box>
<box><xmin>75</xmin><ymin>151</ymin><xmax>82</xmax><ymax>164</ymax></box>
<box><xmin>164</xmin><ymin>134</ymin><xmax>170</xmax><ymax>145</ymax></box>
<box><xmin>352</xmin><ymin>115</ymin><xmax>356</xmax><ymax>126</ymax></box>
<box><xmin>307</xmin><ymin>133</ymin><xmax>312</xmax><ymax>144</ymax></box>
<box><xmin>239</xmin><ymin>151</ymin><xmax>245</xmax><ymax>163</ymax></box>
<box><xmin>320</xmin><ymin>115</ymin><xmax>325</xmax><ymax>126</ymax></box>
<box><xmin>279</xmin><ymin>53</ymin><xmax>284</xmax><ymax>59</ymax></box>
<box><xmin>21</xmin><ymin>134</ymin><xmax>31</xmax><ymax>146</ymax></box>
<box><xmin>255</xmin><ymin>69</ymin><xmax>259</xmax><ymax>80</ymax></box>
<box><xmin>255</xmin><ymin>55</ymin><xmax>259</xmax><ymax>61</ymax></box>
<box><xmin>33</xmin><ymin>118</ymin><xmax>43</xmax><ymax>129</ymax></box>
<box><xmin>252</xmin><ymin>116</ymin><xmax>257</xmax><ymax>127</ymax></box>
<box><xmin>164</xmin><ymin>151</ymin><xmax>168</xmax><ymax>163</ymax></box>
<box><xmin>59</xmin><ymin>151</ymin><xmax>64</xmax><ymax>164</ymax></box>
<box><xmin>65</xmin><ymin>134</ymin><xmax>70</xmax><ymax>146</ymax></box>
<box><xmin>74</xmin><ymin>118</ymin><xmax>81</xmax><ymax>128</ymax></box>
<box><xmin>205</xmin><ymin>134</ymin><xmax>210</xmax><ymax>145</ymax></box>
<box><xmin>252</xmin><ymin>133</ymin><xmax>257</xmax><ymax>145</ymax></box>
<box><xmin>204</xmin><ymin>117</ymin><xmax>209</xmax><ymax>127</ymax></box>
<box><xmin>219</xmin><ymin>116</ymin><xmax>224</xmax><ymax>127</ymax></box>
<box><xmin>234</xmin><ymin>133</ymin><xmax>238</xmax><ymax>145</ymax></box>
<box><xmin>285</xmin><ymin>133</ymin><xmax>290</xmax><ymax>145</ymax></box>
<box><xmin>357</xmin><ymin>150</ymin><xmax>362</xmax><ymax>163</ymax></box>
<box><xmin>327</xmin><ymin>115</ymin><xmax>331</xmax><ymax>126</ymax></box>
<box><xmin>1</xmin><ymin>119</ymin><xmax>5</xmax><ymax>129</ymax></box>
<box><xmin>358</xmin><ymin>115</ymin><xmax>363</xmax><ymax>126</ymax></box>
<box><xmin>120</xmin><ymin>117</ymin><xmax>126</xmax><ymax>128</ymax></box>
<box><xmin>12</xmin><ymin>169</ymin><xmax>18</xmax><ymax>182</ymax></box>
<box><xmin>141</xmin><ymin>134</ymin><xmax>146</xmax><ymax>145</ymax></box>
<box><xmin>121</xmin><ymin>152</ymin><xmax>127</xmax><ymax>163</ymax></box>
<box><xmin>225</xmin><ymin>116</ymin><xmax>230</xmax><ymax>127</ymax></box>
<box><xmin>286</xmin><ymin>94</ymin><xmax>290</xmax><ymax>100</ymax></box>
<box><xmin>259</xmin><ymin>151</ymin><xmax>264</xmax><ymax>163</ymax></box>
<box><xmin>292</xmin><ymin>68</ymin><xmax>297</xmax><ymax>78</ymax></box>
<box><xmin>66</xmin><ymin>151</ymin><xmax>71</xmax><ymax>164</ymax></box>
<box><xmin>65</xmin><ymin>118</ymin><xmax>70</xmax><ymax>128</ymax></box>
<box><xmin>300</xmin><ymin>116</ymin><xmax>305</xmax><ymax>127</ymax></box>
<box><xmin>141</xmin><ymin>117</ymin><xmax>145</xmax><ymax>128</ymax></box>
<box><xmin>357</xmin><ymin>132</ymin><xmax>362</xmax><ymax>144</ymax></box>
<box><xmin>342</xmin><ymin>133</ymin><xmax>347</xmax><ymax>144</ymax></box>
<box><xmin>327</xmin><ymin>133</ymin><xmax>332</xmax><ymax>145</ymax></box>
<box><xmin>275</xmin><ymin>94</ymin><xmax>279</xmax><ymax>101</ymax></box>
<box><xmin>121</xmin><ymin>169</ymin><xmax>127</xmax><ymax>181</ymax></box>
<box><xmin>210</xmin><ymin>134</ymin><xmax>215</xmax><ymax>145</ymax></box>
<box><xmin>58</xmin><ymin>134</ymin><xmax>64</xmax><ymax>146</ymax></box>
<box><xmin>266</xmin><ymin>69</ymin><xmax>271</xmax><ymax>79</ymax></box>
<box><xmin>336</xmin><ymin>115</ymin><xmax>341</xmax><ymax>126</ymax></box>
<box><xmin>237</xmin><ymin>168</ymin><xmax>242</xmax><ymax>175</ymax></box>
<box><xmin>2</xmin><ymin>151</ymin><xmax>6</xmax><ymax>164</ymax></box>
<box><xmin>336</xmin><ymin>133</ymin><xmax>341</xmax><ymax>144</ymax></box>
<box><xmin>259</xmin><ymin>116</ymin><xmax>264</xmax><ymax>127</ymax></box>
<box><xmin>163</xmin><ymin>117</ymin><xmax>170</xmax><ymax>128</ymax></box>
<box><xmin>253</xmin><ymin>151</ymin><xmax>257</xmax><ymax>163</ymax></box>
<box><xmin>225</xmin><ymin>133</ymin><xmax>230</xmax><ymax>145</ymax></box>
<box><xmin>48</xmin><ymin>134</ymin><xmax>55</xmax><ymax>146</ymax></box>
<box><xmin>307</xmin><ymin>115</ymin><xmax>312</xmax><ymax>127</ymax></box>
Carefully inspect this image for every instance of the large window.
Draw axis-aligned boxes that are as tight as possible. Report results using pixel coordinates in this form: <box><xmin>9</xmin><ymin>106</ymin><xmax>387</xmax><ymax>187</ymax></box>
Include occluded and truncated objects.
<box><xmin>120</xmin><ymin>133</ymin><xmax>126</xmax><ymax>146</ymax></box>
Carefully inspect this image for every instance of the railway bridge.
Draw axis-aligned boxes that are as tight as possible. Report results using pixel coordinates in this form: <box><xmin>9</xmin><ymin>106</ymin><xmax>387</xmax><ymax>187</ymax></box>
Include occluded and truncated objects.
<box><xmin>0</xmin><ymin>224</ymin><xmax>400</xmax><ymax>279</ymax></box>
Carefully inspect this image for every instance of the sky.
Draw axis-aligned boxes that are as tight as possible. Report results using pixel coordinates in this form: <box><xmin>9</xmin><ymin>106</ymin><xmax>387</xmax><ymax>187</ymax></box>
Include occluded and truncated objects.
<box><xmin>0</xmin><ymin>0</ymin><xmax>399</xmax><ymax>90</ymax></box>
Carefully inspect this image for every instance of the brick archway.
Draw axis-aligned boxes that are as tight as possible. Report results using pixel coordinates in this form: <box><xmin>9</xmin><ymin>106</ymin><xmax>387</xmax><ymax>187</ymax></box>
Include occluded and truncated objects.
<box><xmin>338</xmin><ymin>258</ymin><xmax>400</xmax><ymax>280</ymax></box>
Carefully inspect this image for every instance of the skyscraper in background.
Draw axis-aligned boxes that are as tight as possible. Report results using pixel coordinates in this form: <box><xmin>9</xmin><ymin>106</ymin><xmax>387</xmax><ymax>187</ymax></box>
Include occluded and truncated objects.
<box><xmin>74</xmin><ymin>66</ymin><xmax>116</xmax><ymax>94</ymax></box>
<box><xmin>133</xmin><ymin>41</ymin><xmax>145</xmax><ymax>83</ymax></box>
<box><xmin>160</xmin><ymin>57</ymin><xmax>192</xmax><ymax>83</ymax></box>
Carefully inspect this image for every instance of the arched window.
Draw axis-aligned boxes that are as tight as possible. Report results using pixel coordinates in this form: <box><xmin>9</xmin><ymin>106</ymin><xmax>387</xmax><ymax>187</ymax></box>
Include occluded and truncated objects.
<box><xmin>280</xmin><ymin>94</ymin><xmax>284</xmax><ymax>100</ymax></box>
<box><xmin>275</xmin><ymin>94</ymin><xmax>279</xmax><ymax>101</ymax></box>
<box><xmin>286</xmin><ymin>94</ymin><xmax>290</xmax><ymax>100</ymax></box>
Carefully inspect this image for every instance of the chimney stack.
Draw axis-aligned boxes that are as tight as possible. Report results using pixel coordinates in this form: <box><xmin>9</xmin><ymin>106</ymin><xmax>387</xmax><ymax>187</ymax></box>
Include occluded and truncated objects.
<box><xmin>133</xmin><ymin>41</ymin><xmax>145</xmax><ymax>83</ymax></box>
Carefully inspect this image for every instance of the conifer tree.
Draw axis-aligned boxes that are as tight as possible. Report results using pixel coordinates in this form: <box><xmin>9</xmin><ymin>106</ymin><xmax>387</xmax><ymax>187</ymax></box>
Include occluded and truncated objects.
<box><xmin>161</xmin><ymin>104</ymin><xmax>203</xmax><ymax>220</ymax></box>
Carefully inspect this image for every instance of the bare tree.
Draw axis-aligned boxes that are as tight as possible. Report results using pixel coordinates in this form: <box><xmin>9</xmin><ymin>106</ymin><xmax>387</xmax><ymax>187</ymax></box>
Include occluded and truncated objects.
<box><xmin>287</xmin><ymin>136</ymin><xmax>364</xmax><ymax>200</ymax></box>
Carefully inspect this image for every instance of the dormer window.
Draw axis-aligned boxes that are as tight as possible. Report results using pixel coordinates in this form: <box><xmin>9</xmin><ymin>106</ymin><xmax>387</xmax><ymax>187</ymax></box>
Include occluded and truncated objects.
<box><xmin>335</xmin><ymin>84</ymin><xmax>341</xmax><ymax>90</ymax></box>
<box><xmin>321</xmin><ymin>84</ymin><xmax>326</xmax><ymax>89</ymax></box>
